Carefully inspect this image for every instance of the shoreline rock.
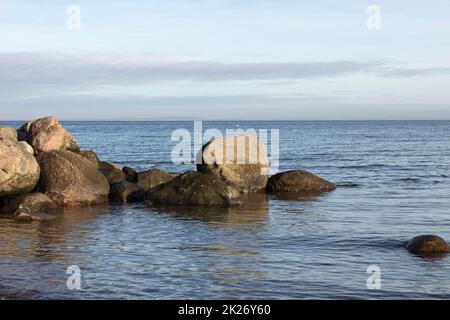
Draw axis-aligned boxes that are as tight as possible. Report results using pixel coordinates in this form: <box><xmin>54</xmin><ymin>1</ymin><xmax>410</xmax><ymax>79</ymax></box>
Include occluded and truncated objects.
<box><xmin>1</xmin><ymin>192</ymin><xmax>56</xmax><ymax>214</ymax></box>
<box><xmin>37</xmin><ymin>150</ymin><xmax>110</xmax><ymax>207</ymax></box>
<box><xmin>103</xmin><ymin>169</ymin><xmax>126</xmax><ymax>185</ymax></box>
<box><xmin>123</xmin><ymin>166</ymin><xmax>138</xmax><ymax>183</ymax></box>
<box><xmin>79</xmin><ymin>150</ymin><xmax>101</xmax><ymax>167</ymax></box>
<box><xmin>0</xmin><ymin>137</ymin><xmax>40</xmax><ymax>197</ymax></box>
<box><xmin>18</xmin><ymin>116</ymin><xmax>80</xmax><ymax>153</ymax></box>
<box><xmin>137</xmin><ymin>168</ymin><xmax>179</xmax><ymax>192</ymax></box>
<box><xmin>266</xmin><ymin>170</ymin><xmax>336</xmax><ymax>193</ymax></box>
<box><xmin>197</xmin><ymin>135</ymin><xmax>270</xmax><ymax>193</ymax></box>
<box><xmin>146</xmin><ymin>171</ymin><xmax>241</xmax><ymax>206</ymax></box>
<box><xmin>109</xmin><ymin>181</ymin><xmax>146</xmax><ymax>203</ymax></box>
<box><xmin>0</xmin><ymin>126</ymin><xmax>18</xmax><ymax>141</ymax></box>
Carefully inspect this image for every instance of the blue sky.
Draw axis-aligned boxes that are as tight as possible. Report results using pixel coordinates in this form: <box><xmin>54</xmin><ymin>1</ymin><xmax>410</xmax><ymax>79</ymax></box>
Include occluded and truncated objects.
<box><xmin>1</xmin><ymin>0</ymin><xmax>450</xmax><ymax>120</ymax></box>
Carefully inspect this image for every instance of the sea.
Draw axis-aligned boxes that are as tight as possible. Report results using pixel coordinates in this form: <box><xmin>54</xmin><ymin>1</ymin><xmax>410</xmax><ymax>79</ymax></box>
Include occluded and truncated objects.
<box><xmin>1</xmin><ymin>120</ymin><xmax>450</xmax><ymax>299</ymax></box>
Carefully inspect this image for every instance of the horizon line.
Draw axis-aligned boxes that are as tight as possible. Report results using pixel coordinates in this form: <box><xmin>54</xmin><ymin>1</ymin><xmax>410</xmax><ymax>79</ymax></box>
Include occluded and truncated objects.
<box><xmin>3</xmin><ymin>119</ymin><xmax>450</xmax><ymax>122</ymax></box>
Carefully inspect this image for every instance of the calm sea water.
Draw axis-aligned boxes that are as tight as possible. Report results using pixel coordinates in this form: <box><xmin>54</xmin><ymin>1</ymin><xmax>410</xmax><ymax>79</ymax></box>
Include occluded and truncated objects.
<box><xmin>1</xmin><ymin>121</ymin><xmax>450</xmax><ymax>299</ymax></box>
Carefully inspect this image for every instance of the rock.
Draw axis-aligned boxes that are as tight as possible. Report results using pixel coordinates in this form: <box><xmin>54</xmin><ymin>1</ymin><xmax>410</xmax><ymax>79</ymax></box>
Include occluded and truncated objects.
<box><xmin>12</xmin><ymin>204</ymin><xmax>55</xmax><ymax>222</ymax></box>
<box><xmin>1</xmin><ymin>192</ymin><xmax>56</xmax><ymax>214</ymax></box>
<box><xmin>14</xmin><ymin>213</ymin><xmax>33</xmax><ymax>223</ymax></box>
<box><xmin>137</xmin><ymin>169</ymin><xmax>179</xmax><ymax>192</ymax></box>
<box><xmin>18</xmin><ymin>116</ymin><xmax>79</xmax><ymax>153</ymax></box>
<box><xmin>0</xmin><ymin>138</ymin><xmax>40</xmax><ymax>197</ymax></box>
<box><xmin>196</xmin><ymin>135</ymin><xmax>269</xmax><ymax>192</ymax></box>
<box><xmin>37</xmin><ymin>150</ymin><xmax>110</xmax><ymax>207</ymax></box>
<box><xmin>18</xmin><ymin>141</ymin><xmax>34</xmax><ymax>155</ymax></box>
<box><xmin>266</xmin><ymin>170</ymin><xmax>336</xmax><ymax>193</ymax></box>
<box><xmin>109</xmin><ymin>181</ymin><xmax>146</xmax><ymax>203</ymax></box>
<box><xmin>123</xmin><ymin>166</ymin><xmax>138</xmax><ymax>183</ymax></box>
<box><xmin>103</xmin><ymin>169</ymin><xmax>126</xmax><ymax>185</ymax></box>
<box><xmin>13</xmin><ymin>204</ymin><xmax>33</xmax><ymax>222</ymax></box>
<box><xmin>0</xmin><ymin>126</ymin><xmax>18</xmax><ymax>141</ymax></box>
<box><xmin>146</xmin><ymin>171</ymin><xmax>241</xmax><ymax>206</ymax></box>
<box><xmin>16</xmin><ymin>129</ymin><xmax>27</xmax><ymax>141</ymax></box>
<box><xmin>406</xmin><ymin>235</ymin><xmax>450</xmax><ymax>255</ymax></box>
<box><xmin>97</xmin><ymin>160</ymin><xmax>124</xmax><ymax>185</ymax></box>
<box><xmin>98</xmin><ymin>161</ymin><xmax>121</xmax><ymax>172</ymax></box>
<box><xmin>79</xmin><ymin>150</ymin><xmax>100</xmax><ymax>167</ymax></box>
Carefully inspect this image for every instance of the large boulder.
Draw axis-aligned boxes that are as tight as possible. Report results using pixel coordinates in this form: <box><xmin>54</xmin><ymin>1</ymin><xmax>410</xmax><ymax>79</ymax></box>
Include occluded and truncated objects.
<box><xmin>266</xmin><ymin>170</ymin><xmax>336</xmax><ymax>193</ymax></box>
<box><xmin>0</xmin><ymin>126</ymin><xmax>18</xmax><ymax>141</ymax></box>
<box><xmin>137</xmin><ymin>169</ymin><xmax>179</xmax><ymax>192</ymax></box>
<box><xmin>146</xmin><ymin>171</ymin><xmax>241</xmax><ymax>206</ymax></box>
<box><xmin>37</xmin><ymin>151</ymin><xmax>110</xmax><ymax>207</ymax></box>
<box><xmin>0</xmin><ymin>138</ymin><xmax>40</xmax><ymax>197</ymax></box>
<box><xmin>1</xmin><ymin>192</ymin><xmax>56</xmax><ymax>214</ymax></box>
<box><xmin>109</xmin><ymin>182</ymin><xmax>146</xmax><ymax>203</ymax></box>
<box><xmin>196</xmin><ymin>135</ymin><xmax>269</xmax><ymax>192</ymax></box>
<box><xmin>406</xmin><ymin>235</ymin><xmax>450</xmax><ymax>255</ymax></box>
<box><xmin>18</xmin><ymin>116</ymin><xmax>79</xmax><ymax>153</ymax></box>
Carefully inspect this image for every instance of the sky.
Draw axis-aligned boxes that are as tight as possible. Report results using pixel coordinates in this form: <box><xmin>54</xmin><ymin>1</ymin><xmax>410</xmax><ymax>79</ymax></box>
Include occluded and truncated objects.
<box><xmin>1</xmin><ymin>0</ymin><xmax>450</xmax><ymax>120</ymax></box>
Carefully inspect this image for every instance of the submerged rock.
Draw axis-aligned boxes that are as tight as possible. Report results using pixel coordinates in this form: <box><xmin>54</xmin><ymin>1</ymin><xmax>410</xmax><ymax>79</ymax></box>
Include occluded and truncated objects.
<box><xmin>18</xmin><ymin>116</ymin><xmax>79</xmax><ymax>153</ymax></box>
<box><xmin>137</xmin><ymin>168</ymin><xmax>179</xmax><ymax>192</ymax></box>
<box><xmin>14</xmin><ymin>205</ymin><xmax>33</xmax><ymax>223</ymax></box>
<box><xmin>109</xmin><ymin>181</ymin><xmax>146</xmax><ymax>203</ymax></box>
<box><xmin>197</xmin><ymin>135</ymin><xmax>269</xmax><ymax>192</ymax></box>
<box><xmin>13</xmin><ymin>204</ymin><xmax>55</xmax><ymax>222</ymax></box>
<box><xmin>37</xmin><ymin>150</ymin><xmax>110</xmax><ymax>207</ymax></box>
<box><xmin>1</xmin><ymin>192</ymin><xmax>56</xmax><ymax>214</ymax></box>
<box><xmin>406</xmin><ymin>235</ymin><xmax>450</xmax><ymax>255</ymax></box>
<box><xmin>0</xmin><ymin>137</ymin><xmax>40</xmax><ymax>197</ymax></box>
<box><xmin>146</xmin><ymin>171</ymin><xmax>241</xmax><ymax>206</ymax></box>
<box><xmin>266</xmin><ymin>170</ymin><xmax>336</xmax><ymax>193</ymax></box>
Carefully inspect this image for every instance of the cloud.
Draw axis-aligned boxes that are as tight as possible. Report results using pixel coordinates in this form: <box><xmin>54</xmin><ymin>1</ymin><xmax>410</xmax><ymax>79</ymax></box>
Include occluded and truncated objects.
<box><xmin>0</xmin><ymin>53</ymin><xmax>384</xmax><ymax>88</ymax></box>
<box><xmin>2</xmin><ymin>53</ymin><xmax>449</xmax><ymax>93</ymax></box>
<box><xmin>379</xmin><ymin>66</ymin><xmax>450</xmax><ymax>77</ymax></box>
<box><xmin>2</xmin><ymin>52</ymin><xmax>450</xmax><ymax>121</ymax></box>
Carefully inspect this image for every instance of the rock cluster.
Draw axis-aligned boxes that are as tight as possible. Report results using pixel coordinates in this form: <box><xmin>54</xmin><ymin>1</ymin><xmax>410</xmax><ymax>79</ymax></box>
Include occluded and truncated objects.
<box><xmin>1</xmin><ymin>116</ymin><xmax>338</xmax><ymax>219</ymax></box>
<box><xmin>3</xmin><ymin>116</ymin><xmax>443</xmax><ymax>259</ymax></box>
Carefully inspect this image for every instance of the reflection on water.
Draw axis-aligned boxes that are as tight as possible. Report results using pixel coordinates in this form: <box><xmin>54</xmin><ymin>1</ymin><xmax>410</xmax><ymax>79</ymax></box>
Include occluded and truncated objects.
<box><xmin>149</xmin><ymin>193</ymin><xmax>269</xmax><ymax>231</ymax></box>
<box><xmin>1</xmin><ymin>121</ymin><xmax>450</xmax><ymax>299</ymax></box>
<box><xmin>268</xmin><ymin>190</ymin><xmax>332</xmax><ymax>201</ymax></box>
<box><xmin>0</xmin><ymin>206</ymin><xmax>109</xmax><ymax>261</ymax></box>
